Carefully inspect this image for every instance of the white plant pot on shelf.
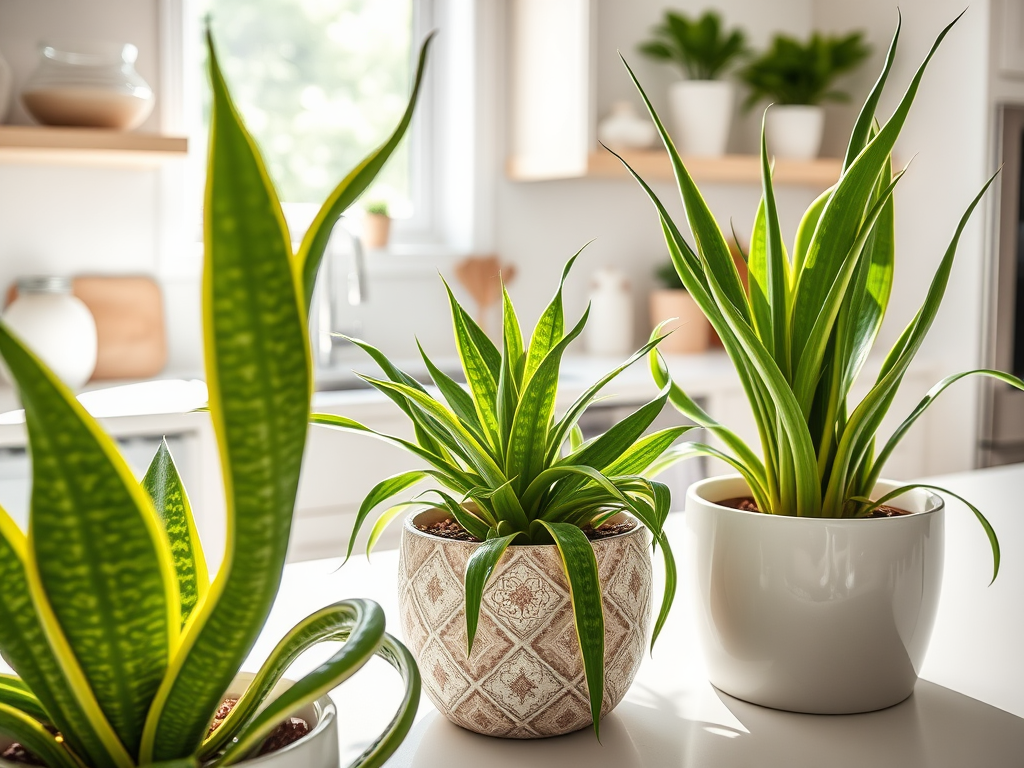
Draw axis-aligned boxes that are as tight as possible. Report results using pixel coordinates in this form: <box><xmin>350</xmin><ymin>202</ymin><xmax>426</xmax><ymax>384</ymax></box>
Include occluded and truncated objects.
<box><xmin>668</xmin><ymin>80</ymin><xmax>734</xmax><ymax>157</ymax></box>
<box><xmin>765</xmin><ymin>104</ymin><xmax>825</xmax><ymax>160</ymax></box>
<box><xmin>686</xmin><ymin>475</ymin><xmax>944</xmax><ymax>714</ymax></box>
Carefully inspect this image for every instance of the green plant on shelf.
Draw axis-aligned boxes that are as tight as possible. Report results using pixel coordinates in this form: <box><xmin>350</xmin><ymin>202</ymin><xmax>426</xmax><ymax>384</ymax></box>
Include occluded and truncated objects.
<box><xmin>0</xmin><ymin>28</ymin><xmax>433</xmax><ymax>768</ymax></box>
<box><xmin>638</xmin><ymin>9</ymin><xmax>748</xmax><ymax>81</ymax></box>
<box><xmin>314</xmin><ymin>255</ymin><xmax>693</xmax><ymax>736</ymax></box>
<box><xmin>654</xmin><ymin>260</ymin><xmax>685</xmax><ymax>291</ymax></box>
<box><xmin>364</xmin><ymin>200</ymin><xmax>390</xmax><ymax>217</ymax></box>
<box><xmin>610</xmin><ymin>12</ymin><xmax>1024</xmax><ymax>579</ymax></box>
<box><xmin>738</xmin><ymin>30</ymin><xmax>870</xmax><ymax>107</ymax></box>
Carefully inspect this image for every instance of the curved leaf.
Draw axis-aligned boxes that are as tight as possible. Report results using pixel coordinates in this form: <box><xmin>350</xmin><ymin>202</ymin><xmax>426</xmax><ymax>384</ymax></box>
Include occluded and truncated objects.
<box><xmin>201</xmin><ymin>599</ymin><xmax>385</xmax><ymax>762</ymax></box>
<box><xmin>344</xmin><ymin>471</ymin><xmax>429</xmax><ymax>562</ymax></box>
<box><xmin>141</xmin><ymin>31</ymin><xmax>312</xmax><ymax>761</ymax></box>
<box><xmin>143</xmin><ymin>439</ymin><xmax>210</xmax><ymax>628</ymax></box>
<box><xmin>848</xmin><ymin>483</ymin><xmax>999</xmax><ymax>584</ymax></box>
<box><xmin>297</xmin><ymin>32</ymin><xmax>435</xmax><ymax>311</ymax></box>
<box><xmin>843</xmin><ymin>11</ymin><xmax>901</xmax><ymax>170</ymax></box>
<box><xmin>0</xmin><ymin>675</ymin><xmax>47</xmax><ymax>723</ymax></box>
<box><xmin>537</xmin><ymin>521</ymin><xmax>604</xmax><ymax>737</ymax></box>
<box><xmin>0</xmin><ymin>322</ymin><xmax>178</xmax><ymax>760</ymax></box>
<box><xmin>0</xmin><ymin>702</ymin><xmax>80</xmax><ymax>768</ymax></box>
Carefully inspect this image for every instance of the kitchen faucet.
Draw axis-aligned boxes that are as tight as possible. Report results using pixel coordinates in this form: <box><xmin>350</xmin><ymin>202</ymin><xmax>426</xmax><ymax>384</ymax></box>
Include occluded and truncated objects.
<box><xmin>312</xmin><ymin>217</ymin><xmax>367</xmax><ymax>369</ymax></box>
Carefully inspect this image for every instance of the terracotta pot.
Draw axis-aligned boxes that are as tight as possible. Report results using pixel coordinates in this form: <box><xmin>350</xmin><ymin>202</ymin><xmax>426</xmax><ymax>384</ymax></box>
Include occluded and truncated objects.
<box><xmin>686</xmin><ymin>475</ymin><xmax>945</xmax><ymax>714</ymax></box>
<box><xmin>0</xmin><ymin>674</ymin><xmax>339</xmax><ymax>767</ymax></box>
<box><xmin>398</xmin><ymin>509</ymin><xmax>652</xmax><ymax>738</ymax></box>
<box><xmin>649</xmin><ymin>289</ymin><xmax>711</xmax><ymax>353</ymax></box>
<box><xmin>362</xmin><ymin>213</ymin><xmax>391</xmax><ymax>250</ymax></box>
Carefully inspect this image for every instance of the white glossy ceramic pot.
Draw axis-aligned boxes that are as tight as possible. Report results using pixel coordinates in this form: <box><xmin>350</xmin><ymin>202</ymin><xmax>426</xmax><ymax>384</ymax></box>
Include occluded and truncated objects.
<box><xmin>0</xmin><ymin>674</ymin><xmax>339</xmax><ymax>767</ymax></box>
<box><xmin>765</xmin><ymin>104</ymin><xmax>825</xmax><ymax>160</ymax></box>
<box><xmin>686</xmin><ymin>475</ymin><xmax>944</xmax><ymax>714</ymax></box>
<box><xmin>398</xmin><ymin>508</ymin><xmax>653</xmax><ymax>738</ymax></box>
<box><xmin>668</xmin><ymin>80</ymin><xmax>734</xmax><ymax>157</ymax></box>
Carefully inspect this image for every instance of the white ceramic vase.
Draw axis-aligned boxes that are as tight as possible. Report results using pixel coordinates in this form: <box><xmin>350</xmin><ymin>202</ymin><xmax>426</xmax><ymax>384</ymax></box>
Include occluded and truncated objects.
<box><xmin>686</xmin><ymin>475</ymin><xmax>944</xmax><ymax>714</ymax></box>
<box><xmin>2</xmin><ymin>277</ymin><xmax>97</xmax><ymax>391</ymax></box>
<box><xmin>0</xmin><ymin>47</ymin><xmax>12</xmax><ymax>123</ymax></box>
<box><xmin>668</xmin><ymin>80</ymin><xmax>734</xmax><ymax>157</ymax></box>
<box><xmin>585</xmin><ymin>267</ymin><xmax>634</xmax><ymax>356</ymax></box>
<box><xmin>765</xmin><ymin>105</ymin><xmax>825</xmax><ymax>160</ymax></box>
<box><xmin>597</xmin><ymin>101</ymin><xmax>656</xmax><ymax>150</ymax></box>
<box><xmin>0</xmin><ymin>674</ymin><xmax>339</xmax><ymax>767</ymax></box>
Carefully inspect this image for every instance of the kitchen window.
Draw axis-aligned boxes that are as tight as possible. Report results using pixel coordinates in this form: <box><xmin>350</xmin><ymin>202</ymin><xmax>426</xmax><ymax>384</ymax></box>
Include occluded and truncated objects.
<box><xmin>158</xmin><ymin>0</ymin><xmax>493</xmax><ymax>278</ymax></box>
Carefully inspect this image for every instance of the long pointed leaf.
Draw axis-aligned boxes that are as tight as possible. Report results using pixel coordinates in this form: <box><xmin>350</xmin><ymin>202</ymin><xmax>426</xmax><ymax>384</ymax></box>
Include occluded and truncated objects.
<box><xmin>297</xmin><ymin>33</ymin><xmax>435</xmax><ymax>311</ymax></box>
<box><xmin>844</xmin><ymin>12</ymin><xmax>901</xmax><ymax>170</ymax></box>
<box><xmin>464</xmin><ymin>533</ymin><xmax>523</xmax><ymax>654</ymax></box>
<box><xmin>0</xmin><ymin>323</ymin><xmax>178</xmax><ymax>760</ymax></box>
<box><xmin>537</xmin><ymin>521</ymin><xmax>604</xmax><ymax>737</ymax></box>
<box><xmin>143</xmin><ymin>440</ymin><xmax>210</xmax><ymax>629</ymax></box>
<box><xmin>0</xmin><ymin>676</ymin><xmax>47</xmax><ymax>723</ymax></box>
<box><xmin>344</xmin><ymin>471</ymin><xmax>430</xmax><ymax>562</ymax></box>
<box><xmin>142</xmin><ymin>32</ymin><xmax>312</xmax><ymax>761</ymax></box>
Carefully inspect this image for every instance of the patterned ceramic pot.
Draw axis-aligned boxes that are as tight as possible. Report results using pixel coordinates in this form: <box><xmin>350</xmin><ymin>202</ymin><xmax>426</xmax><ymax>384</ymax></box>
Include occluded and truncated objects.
<box><xmin>398</xmin><ymin>508</ymin><xmax>653</xmax><ymax>738</ymax></box>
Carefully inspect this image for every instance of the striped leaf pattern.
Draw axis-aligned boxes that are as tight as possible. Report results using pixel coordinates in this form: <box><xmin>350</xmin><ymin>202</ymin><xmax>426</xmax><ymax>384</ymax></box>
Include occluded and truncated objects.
<box><xmin>0</xmin><ymin>323</ymin><xmax>177</xmax><ymax>761</ymax></box>
<box><xmin>143</xmin><ymin>440</ymin><xmax>210</xmax><ymax>628</ymax></box>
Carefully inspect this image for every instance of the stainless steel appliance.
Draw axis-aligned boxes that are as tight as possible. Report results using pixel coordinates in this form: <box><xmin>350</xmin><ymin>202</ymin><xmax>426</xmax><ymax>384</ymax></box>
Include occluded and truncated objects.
<box><xmin>980</xmin><ymin>106</ymin><xmax>1024</xmax><ymax>465</ymax></box>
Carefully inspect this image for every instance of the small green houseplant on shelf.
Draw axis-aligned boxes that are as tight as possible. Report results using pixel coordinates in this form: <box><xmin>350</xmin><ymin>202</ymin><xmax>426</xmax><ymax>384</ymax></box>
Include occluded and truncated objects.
<box><xmin>638</xmin><ymin>9</ymin><xmax>747</xmax><ymax>157</ymax></box>
<box><xmin>612</xmin><ymin>12</ymin><xmax>1024</xmax><ymax>715</ymax></box>
<box><xmin>314</xmin><ymin>258</ymin><xmax>691</xmax><ymax>738</ymax></box>
<box><xmin>0</xmin><ymin>29</ymin><xmax>433</xmax><ymax>768</ymax></box>
<box><xmin>738</xmin><ymin>29</ymin><xmax>870</xmax><ymax>159</ymax></box>
<box><xmin>362</xmin><ymin>200</ymin><xmax>391</xmax><ymax>250</ymax></box>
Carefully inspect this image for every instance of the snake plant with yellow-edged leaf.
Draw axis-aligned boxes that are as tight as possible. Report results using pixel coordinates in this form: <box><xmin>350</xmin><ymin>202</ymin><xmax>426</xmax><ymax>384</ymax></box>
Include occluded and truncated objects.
<box><xmin>0</xmin><ymin>28</ymin><xmax>431</xmax><ymax>768</ymax></box>
<box><xmin>312</xmin><ymin>253</ymin><xmax>694</xmax><ymax>737</ymax></box>
<box><xmin>612</xmin><ymin>11</ymin><xmax>1024</xmax><ymax>583</ymax></box>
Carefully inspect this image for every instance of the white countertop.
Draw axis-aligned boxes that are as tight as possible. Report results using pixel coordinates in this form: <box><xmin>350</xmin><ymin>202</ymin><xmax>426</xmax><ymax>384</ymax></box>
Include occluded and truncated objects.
<box><xmin>251</xmin><ymin>463</ymin><xmax>1024</xmax><ymax>767</ymax></box>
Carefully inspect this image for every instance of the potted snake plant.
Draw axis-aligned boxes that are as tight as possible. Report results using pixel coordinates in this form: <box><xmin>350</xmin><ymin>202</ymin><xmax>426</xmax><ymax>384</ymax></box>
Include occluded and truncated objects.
<box><xmin>0</xmin><ymin>28</ymin><xmax>433</xmax><ymax>768</ymax></box>
<box><xmin>314</xmin><ymin>259</ymin><xmax>692</xmax><ymax>738</ymax></box>
<box><xmin>612</xmin><ymin>12</ymin><xmax>1024</xmax><ymax>714</ymax></box>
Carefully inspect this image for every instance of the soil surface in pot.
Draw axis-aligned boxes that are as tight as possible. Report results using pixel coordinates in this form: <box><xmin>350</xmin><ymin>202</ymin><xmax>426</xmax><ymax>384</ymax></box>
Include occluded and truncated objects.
<box><xmin>417</xmin><ymin>517</ymin><xmax>638</xmax><ymax>542</ymax></box>
<box><xmin>1</xmin><ymin>699</ymin><xmax>311</xmax><ymax>766</ymax></box>
<box><xmin>718</xmin><ymin>497</ymin><xmax>910</xmax><ymax>517</ymax></box>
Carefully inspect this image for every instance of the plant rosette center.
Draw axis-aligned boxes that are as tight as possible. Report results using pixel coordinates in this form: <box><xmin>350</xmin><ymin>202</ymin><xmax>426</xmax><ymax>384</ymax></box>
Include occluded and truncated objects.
<box><xmin>397</xmin><ymin>509</ymin><xmax>653</xmax><ymax>738</ymax></box>
<box><xmin>685</xmin><ymin>474</ymin><xmax>944</xmax><ymax>714</ymax></box>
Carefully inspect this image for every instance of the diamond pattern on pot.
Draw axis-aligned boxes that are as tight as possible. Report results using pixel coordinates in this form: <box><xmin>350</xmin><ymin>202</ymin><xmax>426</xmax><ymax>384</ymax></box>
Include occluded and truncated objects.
<box><xmin>418</xmin><ymin>637</ymin><xmax>472</xmax><ymax>710</ymax></box>
<box><xmin>398</xmin><ymin>518</ymin><xmax>654</xmax><ymax>738</ymax></box>
<box><xmin>483</xmin><ymin>555</ymin><xmax>565</xmax><ymax>639</ymax></box>
<box><xmin>411</xmin><ymin>550</ymin><xmax>464</xmax><ymax>627</ymax></box>
<box><xmin>481</xmin><ymin>647</ymin><xmax>565</xmax><ymax>720</ymax></box>
<box><xmin>439</xmin><ymin>608</ymin><xmax>515</xmax><ymax>679</ymax></box>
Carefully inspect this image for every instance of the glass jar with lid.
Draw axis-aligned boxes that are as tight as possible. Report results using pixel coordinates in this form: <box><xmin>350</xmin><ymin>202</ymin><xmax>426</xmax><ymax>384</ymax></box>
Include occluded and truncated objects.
<box><xmin>21</xmin><ymin>41</ymin><xmax>154</xmax><ymax>130</ymax></box>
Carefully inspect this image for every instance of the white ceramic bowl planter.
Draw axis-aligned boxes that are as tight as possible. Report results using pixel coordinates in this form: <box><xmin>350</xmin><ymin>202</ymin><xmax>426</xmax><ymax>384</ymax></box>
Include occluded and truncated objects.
<box><xmin>686</xmin><ymin>475</ymin><xmax>944</xmax><ymax>714</ymax></box>
<box><xmin>0</xmin><ymin>674</ymin><xmax>339</xmax><ymax>768</ymax></box>
<box><xmin>398</xmin><ymin>509</ymin><xmax>653</xmax><ymax>738</ymax></box>
<box><xmin>668</xmin><ymin>80</ymin><xmax>735</xmax><ymax>157</ymax></box>
<box><xmin>765</xmin><ymin>105</ymin><xmax>825</xmax><ymax>160</ymax></box>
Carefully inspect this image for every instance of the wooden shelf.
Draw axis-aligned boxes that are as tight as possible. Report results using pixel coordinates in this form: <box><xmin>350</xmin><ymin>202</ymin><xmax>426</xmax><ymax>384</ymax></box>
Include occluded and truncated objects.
<box><xmin>586</xmin><ymin>150</ymin><xmax>841</xmax><ymax>186</ymax></box>
<box><xmin>0</xmin><ymin>126</ymin><xmax>188</xmax><ymax>167</ymax></box>
<box><xmin>507</xmin><ymin>149</ymin><xmax>842</xmax><ymax>187</ymax></box>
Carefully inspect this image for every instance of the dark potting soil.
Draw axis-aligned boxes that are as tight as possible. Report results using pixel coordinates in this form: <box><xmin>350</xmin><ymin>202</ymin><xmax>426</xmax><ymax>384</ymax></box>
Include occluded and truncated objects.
<box><xmin>205</xmin><ymin>696</ymin><xmax>311</xmax><ymax>757</ymax></box>
<box><xmin>718</xmin><ymin>497</ymin><xmax>910</xmax><ymax>517</ymax></box>
<box><xmin>420</xmin><ymin>517</ymin><xmax>638</xmax><ymax>542</ymax></box>
<box><xmin>0</xmin><ymin>743</ymin><xmax>44</xmax><ymax>766</ymax></box>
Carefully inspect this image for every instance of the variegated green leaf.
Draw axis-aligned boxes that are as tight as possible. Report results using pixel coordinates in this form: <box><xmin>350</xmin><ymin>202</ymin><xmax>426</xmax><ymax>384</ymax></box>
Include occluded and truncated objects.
<box><xmin>0</xmin><ymin>508</ymin><xmax>129</xmax><ymax>767</ymax></box>
<box><xmin>537</xmin><ymin>522</ymin><xmax>603</xmax><ymax>737</ymax></box>
<box><xmin>345</xmin><ymin>470</ymin><xmax>430</xmax><ymax>561</ymax></box>
<box><xmin>464</xmin><ymin>534</ymin><xmax>522</xmax><ymax>654</ymax></box>
<box><xmin>143</xmin><ymin>440</ymin><xmax>210</xmax><ymax>628</ymax></box>
<box><xmin>0</xmin><ymin>675</ymin><xmax>47</xmax><ymax>723</ymax></box>
<box><xmin>0</xmin><ymin>322</ymin><xmax>177</xmax><ymax>760</ymax></box>
<box><xmin>141</xmin><ymin>32</ymin><xmax>311</xmax><ymax>762</ymax></box>
<box><xmin>0</xmin><ymin>702</ymin><xmax>80</xmax><ymax>768</ymax></box>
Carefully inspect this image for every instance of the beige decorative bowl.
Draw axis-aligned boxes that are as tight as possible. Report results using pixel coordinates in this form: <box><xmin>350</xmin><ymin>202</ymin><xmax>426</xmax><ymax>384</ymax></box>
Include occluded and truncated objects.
<box><xmin>398</xmin><ymin>509</ymin><xmax>653</xmax><ymax>738</ymax></box>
